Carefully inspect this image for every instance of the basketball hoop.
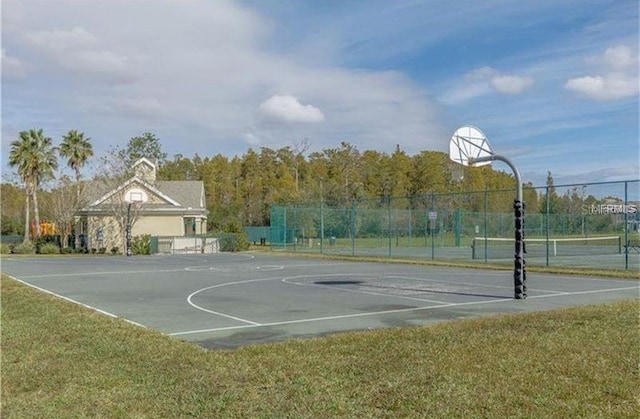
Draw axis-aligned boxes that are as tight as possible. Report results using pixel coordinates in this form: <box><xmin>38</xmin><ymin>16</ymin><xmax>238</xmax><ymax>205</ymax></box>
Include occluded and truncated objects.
<box><xmin>124</xmin><ymin>188</ymin><xmax>148</xmax><ymax>207</ymax></box>
<box><xmin>449</xmin><ymin>125</ymin><xmax>493</xmax><ymax>167</ymax></box>
<box><xmin>124</xmin><ymin>188</ymin><xmax>148</xmax><ymax>256</ymax></box>
<box><xmin>449</xmin><ymin>126</ymin><xmax>527</xmax><ymax>299</ymax></box>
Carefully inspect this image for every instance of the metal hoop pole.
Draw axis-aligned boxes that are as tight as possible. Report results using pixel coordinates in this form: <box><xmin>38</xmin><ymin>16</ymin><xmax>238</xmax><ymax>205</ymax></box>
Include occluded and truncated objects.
<box><xmin>126</xmin><ymin>203</ymin><xmax>132</xmax><ymax>257</ymax></box>
<box><xmin>470</xmin><ymin>154</ymin><xmax>526</xmax><ymax>299</ymax></box>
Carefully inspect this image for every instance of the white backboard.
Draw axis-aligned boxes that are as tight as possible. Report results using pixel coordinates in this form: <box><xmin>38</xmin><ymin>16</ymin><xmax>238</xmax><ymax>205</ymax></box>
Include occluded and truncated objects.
<box><xmin>449</xmin><ymin>126</ymin><xmax>493</xmax><ymax>167</ymax></box>
<box><xmin>124</xmin><ymin>188</ymin><xmax>148</xmax><ymax>204</ymax></box>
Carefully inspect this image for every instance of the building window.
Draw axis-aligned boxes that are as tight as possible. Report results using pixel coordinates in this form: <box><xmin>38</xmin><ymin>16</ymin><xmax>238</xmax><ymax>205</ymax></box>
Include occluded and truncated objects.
<box><xmin>184</xmin><ymin>217</ymin><xmax>196</xmax><ymax>236</ymax></box>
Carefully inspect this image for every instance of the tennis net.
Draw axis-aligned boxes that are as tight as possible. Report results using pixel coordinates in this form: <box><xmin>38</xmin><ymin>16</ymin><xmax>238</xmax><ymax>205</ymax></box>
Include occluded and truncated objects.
<box><xmin>471</xmin><ymin>236</ymin><xmax>622</xmax><ymax>259</ymax></box>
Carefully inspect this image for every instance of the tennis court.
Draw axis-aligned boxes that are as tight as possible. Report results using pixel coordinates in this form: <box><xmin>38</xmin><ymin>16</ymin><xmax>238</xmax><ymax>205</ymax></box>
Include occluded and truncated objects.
<box><xmin>2</xmin><ymin>252</ymin><xmax>637</xmax><ymax>348</ymax></box>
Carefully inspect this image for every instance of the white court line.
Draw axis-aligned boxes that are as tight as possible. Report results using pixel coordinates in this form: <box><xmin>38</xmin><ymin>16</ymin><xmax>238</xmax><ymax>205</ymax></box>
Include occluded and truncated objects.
<box><xmin>186</xmin><ymin>274</ymin><xmax>453</xmax><ymax>327</ymax></box>
<box><xmin>5</xmin><ymin>274</ymin><xmax>147</xmax><ymax>328</ymax></box>
<box><xmin>527</xmin><ymin>285</ymin><xmax>639</xmax><ymax>299</ymax></box>
<box><xmin>186</xmin><ymin>277</ymin><xmax>286</xmax><ymax>326</ymax></box>
<box><xmin>185</xmin><ymin>266</ymin><xmax>229</xmax><ymax>272</ymax></box>
<box><xmin>170</xmin><ymin>253</ymin><xmax>256</xmax><ymax>261</ymax></box>
<box><xmin>171</xmin><ymin>285</ymin><xmax>638</xmax><ymax>337</ymax></box>
<box><xmin>267</xmin><ymin>262</ymin><xmax>353</xmax><ymax>268</ymax></box>
<box><xmin>284</xmin><ymin>272</ymin><xmax>565</xmax><ymax>301</ymax></box>
<box><xmin>19</xmin><ymin>268</ymin><xmax>187</xmax><ymax>279</ymax></box>
<box><xmin>399</xmin><ymin>273</ymin><xmax>636</xmax><ymax>295</ymax></box>
<box><xmin>282</xmin><ymin>274</ymin><xmax>451</xmax><ymax>305</ymax></box>
<box><xmin>256</xmin><ymin>265</ymin><xmax>285</xmax><ymax>271</ymax></box>
<box><xmin>386</xmin><ymin>275</ymin><xmax>567</xmax><ymax>295</ymax></box>
<box><xmin>170</xmin><ymin>298</ymin><xmax>504</xmax><ymax>336</ymax></box>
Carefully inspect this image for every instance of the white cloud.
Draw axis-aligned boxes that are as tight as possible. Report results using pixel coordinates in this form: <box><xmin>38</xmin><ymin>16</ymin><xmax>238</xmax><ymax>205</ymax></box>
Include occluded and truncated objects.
<box><xmin>24</xmin><ymin>26</ymin><xmax>97</xmax><ymax>51</ymax></box>
<box><xmin>440</xmin><ymin>83</ymin><xmax>491</xmax><ymax>104</ymax></box>
<box><xmin>565</xmin><ymin>74</ymin><xmax>638</xmax><ymax>100</ymax></box>
<box><xmin>602</xmin><ymin>45</ymin><xmax>635</xmax><ymax>70</ymax></box>
<box><xmin>441</xmin><ymin>67</ymin><xmax>534</xmax><ymax>104</ymax></box>
<box><xmin>259</xmin><ymin>95</ymin><xmax>325</xmax><ymax>123</ymax></box>
<box><xmin>244</xmin><ymin>132</ymin><xmax>263</xmax><ymax>146</ymax></box>
<box><xmin>464</xmin><ymin>66</ymin><xmax>497</xmax><ymax>82</ymax></box>
<box><xmin>565</xmin><ymin>45</ymin><xmax>639</xmax><ymax>101</ymax></box>
<box><xmin>490</xmin><ymin>75</ymin><xmax>534</xmax><ymax>94</ymax></box>
<box><xmin>1</xmin><ymin>48</ymin><xmax>26</xmax><ymax>78</ymax></box>
<box><xmin>23</xmin><ymin>26</ymin><xmax>138</xmax><ymax>83</ymax></box>
<box><xmin>2</xmin><ymin>0</ymin><xmax>24</xmax><ymax>30</ymax></box>
<box><xmin>1</xmin><ymin>0</ymin><xmax>449</xmax><ymax>159</ymax></box>
<box><xmin>96</xmin><ymin>97</ymin><xmax>166</xmax><ymax>118</ymax></box>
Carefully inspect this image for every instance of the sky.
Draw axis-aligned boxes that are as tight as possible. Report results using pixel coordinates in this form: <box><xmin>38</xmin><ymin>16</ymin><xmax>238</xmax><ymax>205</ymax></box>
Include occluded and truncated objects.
<box><xmin>1</xmin><ymin>0</ymin><xmax>639</xmax><ymax>189</ymax></box>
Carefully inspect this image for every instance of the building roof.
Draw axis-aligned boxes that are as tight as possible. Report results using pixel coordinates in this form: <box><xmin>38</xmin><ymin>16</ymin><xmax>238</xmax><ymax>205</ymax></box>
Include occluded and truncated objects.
<box><xmin>155</xmin><ymin>181</ymin><xmax>204</xmax><ymax>208</ymax></box>
<box><xmin>80</xmin><ymin>158</ymin><xmax>207</xmax><ymax>214</ymax></box>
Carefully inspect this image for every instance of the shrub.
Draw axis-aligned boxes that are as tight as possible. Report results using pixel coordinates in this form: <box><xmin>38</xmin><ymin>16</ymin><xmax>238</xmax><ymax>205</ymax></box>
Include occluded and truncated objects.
<box><xmin>217</xmin><ymin>220</ymin><xmax>250</xmax><ymax>252</ymax></box>
<box><xmin>60</xmin><ymin>247</ymin><xmax>73</xmax><ymax>254</ymax></box>
<box><xmin>217</xmin><ymin>233</ymin><xmax>250</xmax><ymax>252</ymax></box>
<box><xmin>90</xmin><ymin>248</ymin><xmax>97</xmax><ymax>254</ymax></box>
<box><xmin>98</xmin><ymin>247</ymin><xmax>107</xmax><ymax>254</ymax></box>
<box><xmin>0</xmin><ymin>243</ymin><xmax>14</xmax><ymax>254</ymax></box>
<box><xmin>131</xmin><ymin>234</ymin><xmax>151</xmax><ymax>255</ymax></box>
<box><xmin>110</xmin><ymin>246</ymin><xmax>120</xmax><ymax>255</ymax></box>
<box><xmin>39</xmin><ymin>243</ymin><xmax>60</xmax><ymax>254</ymax></box>
<box><xmin>12</xmin><ymin>241</ymin><xmax>36</xmax><ymax>254</ymax></box>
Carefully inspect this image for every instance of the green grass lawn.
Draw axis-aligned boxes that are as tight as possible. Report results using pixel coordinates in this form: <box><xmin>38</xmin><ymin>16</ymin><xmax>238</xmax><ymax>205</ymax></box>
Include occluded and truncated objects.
<box><xmin>2</xmin><ymin>274</ymin><xmax>639</xmax><ymax>417</ymax></box>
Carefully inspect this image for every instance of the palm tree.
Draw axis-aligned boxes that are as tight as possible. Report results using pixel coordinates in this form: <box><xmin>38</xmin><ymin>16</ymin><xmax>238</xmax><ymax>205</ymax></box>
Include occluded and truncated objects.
<box><xmin>59</xmin><ymin>130</ymin><xmax>94</xmax><ymax>202</ymax></box>
<box><xmin>8</xmin><ymin>137</ymin><xmax>33</xmax><ymax>241</ymax></box>
<box><xmin>8</xmin><ymin>129</ymin><xmax>58</xmax><ymax>241</ymax></box>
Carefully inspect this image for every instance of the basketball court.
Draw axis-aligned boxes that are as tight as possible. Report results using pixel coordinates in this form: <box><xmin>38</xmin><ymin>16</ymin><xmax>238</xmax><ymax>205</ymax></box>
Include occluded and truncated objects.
<box><xmin>3</xmin><ymin>252</ymin><xmax>637</xmax><ymax>348</ymax></box>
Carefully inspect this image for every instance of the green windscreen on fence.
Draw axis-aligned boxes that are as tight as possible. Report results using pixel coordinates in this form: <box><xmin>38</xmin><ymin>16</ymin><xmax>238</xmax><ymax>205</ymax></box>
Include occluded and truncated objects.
<box><xmin>270</xmin><ymin>179</ymin><xmax>639</xmax><ymax>270</ymax></box>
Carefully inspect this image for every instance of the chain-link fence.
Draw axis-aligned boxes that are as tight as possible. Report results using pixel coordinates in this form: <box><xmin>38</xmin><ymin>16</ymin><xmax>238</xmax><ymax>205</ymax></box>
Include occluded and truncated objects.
<box><xmin>270</xmin><ymin>179</ymin><xmax>639</xmax><ymax>271</ymax></box>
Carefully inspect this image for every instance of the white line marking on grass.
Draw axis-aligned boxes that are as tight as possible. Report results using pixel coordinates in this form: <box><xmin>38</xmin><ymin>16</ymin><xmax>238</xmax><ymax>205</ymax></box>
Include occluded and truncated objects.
<box><xmin>4</xmin><ymin>274</ymin><xmax>147</xmax><ymax>329</ymax></box>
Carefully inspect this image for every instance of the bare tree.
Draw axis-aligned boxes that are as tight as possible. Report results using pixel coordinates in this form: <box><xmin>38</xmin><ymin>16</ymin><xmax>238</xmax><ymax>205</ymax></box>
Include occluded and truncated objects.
<box><xmin>292</xmin><ymin>138</ymin><xmax>310</xmax><ymax>192</ymax></box>
<box><xmin>92</xmin><ymin>146</ymin><xmax>141</xmax><ymax>254</ymax></box>
<box><xmin>49</xmin><ymin>175</ymin><xmax>78</xmax><ymax>248</ymax></box>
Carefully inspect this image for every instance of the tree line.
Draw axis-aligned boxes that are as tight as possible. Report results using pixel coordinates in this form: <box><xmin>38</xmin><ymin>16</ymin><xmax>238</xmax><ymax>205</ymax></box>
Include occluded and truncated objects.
<box><xmin>4</xmin><ymin>129</ymin><xmax>625</xmax><ymax>241</ymax></box>
<box><xmin>155</xmin><ymin>141</ymin><xmax>542</xmax><ymax>230</ymax></box>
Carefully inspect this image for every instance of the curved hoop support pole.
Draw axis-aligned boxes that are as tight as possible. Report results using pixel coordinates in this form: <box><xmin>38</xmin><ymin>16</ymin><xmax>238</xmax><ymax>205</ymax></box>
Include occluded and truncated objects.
<box><xmin>470</xmin><ymin>154</ymin><xmax>526</xmax><ymax>299</ymax></box>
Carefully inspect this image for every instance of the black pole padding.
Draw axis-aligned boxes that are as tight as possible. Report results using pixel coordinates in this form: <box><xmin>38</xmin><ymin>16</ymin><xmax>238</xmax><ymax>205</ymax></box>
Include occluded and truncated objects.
<box><xmin>126</xmin><ymin>203</ymin><xmax>133</xmax><ymax>257</ymax></box>
<box><xmin>514</xmin><ymin>199</ymin><xmax>526</xmax><ymax>299</ymax></box>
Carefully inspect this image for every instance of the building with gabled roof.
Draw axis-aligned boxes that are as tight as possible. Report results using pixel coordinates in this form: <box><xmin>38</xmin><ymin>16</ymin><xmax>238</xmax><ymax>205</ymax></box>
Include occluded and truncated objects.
<box><xmin>76</xmin><ymin>158</ymin><xmax>209</xmax><ymax>253</ymax></box>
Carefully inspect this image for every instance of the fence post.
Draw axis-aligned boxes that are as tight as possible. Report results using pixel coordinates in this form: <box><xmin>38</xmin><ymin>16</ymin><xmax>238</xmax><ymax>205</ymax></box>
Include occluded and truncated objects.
<box><xmin>431</xmin><ymin>194</ymin><xmax>436</xmax><ymax>260</ymax></box>
<box><xmin>293</xmin><ymin>205</ymin><xmax>297</xmax><ymax>252</ymax></box>
<box><xmin>408</xmin><ymin>206</ymin><xmax>413</xmax><ymax>248</ymax></box>
<box><xmin>286</xmin><ymin>208</ymin><xmax>290</xmax><ymax>250</ymax></box>
<box><xmin>351</xmin><ymin>200</ymin><xmax>356</xmax><ymax>256</ymax></box>
<box><xmin>624</xmin><ymin>181</ymin><xmax>628</xmax><ymax>270</ymax></box>
<box><xmin>545</xmin><ymin>186</ymin><xmax>550</xmax><ymax>267</ymax></box>
<box><xmin>388</xmin><ymin>196</ymin><xmax>392</xmax><ymax>258</ymax></box>
<box><xmin>484</xmin><ymin>188</ymin><xmax>488</xmax><ymax>262</ymax></box>
<box><xmin>455</xmin><ymin>208</ymin><xmax>461</xmax><ymax>247</ymax></box>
